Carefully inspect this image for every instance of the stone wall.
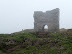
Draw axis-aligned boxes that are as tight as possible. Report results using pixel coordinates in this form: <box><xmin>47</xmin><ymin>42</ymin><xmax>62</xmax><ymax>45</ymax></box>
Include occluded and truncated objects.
<box><xmin>34</xmin><ymin>8</ymin><xmax>59</xmax><ymax>32</ymax></box>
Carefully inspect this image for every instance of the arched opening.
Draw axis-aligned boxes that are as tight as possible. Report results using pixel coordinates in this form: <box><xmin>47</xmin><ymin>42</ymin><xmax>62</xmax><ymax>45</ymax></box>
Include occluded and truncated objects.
<box><xmin>43</xmin><ymin>25</ymin><xmax>48</xmax><ymax>32</ymax></box>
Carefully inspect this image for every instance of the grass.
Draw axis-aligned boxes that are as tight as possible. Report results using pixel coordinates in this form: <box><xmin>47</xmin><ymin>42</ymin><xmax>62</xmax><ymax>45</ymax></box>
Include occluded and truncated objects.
<box><xmin>0</xmin><ymin>32</ymin><xmax>72</xmax><ymax>54</ymax></box>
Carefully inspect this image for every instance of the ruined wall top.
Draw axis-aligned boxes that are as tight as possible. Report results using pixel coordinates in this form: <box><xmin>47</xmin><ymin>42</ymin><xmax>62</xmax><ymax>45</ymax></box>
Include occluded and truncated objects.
<box><xmin>34</xmin><ymin>8</ymin><xmax>59</xmax><ymax>23</ymax></box>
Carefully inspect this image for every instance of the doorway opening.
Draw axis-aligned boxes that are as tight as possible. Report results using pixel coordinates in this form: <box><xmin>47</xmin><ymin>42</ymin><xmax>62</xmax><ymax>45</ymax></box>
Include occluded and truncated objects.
<box><xmin>44</xmin><ymin>25</ymin><xmax>48</xmax><ymax>32</ymax></box>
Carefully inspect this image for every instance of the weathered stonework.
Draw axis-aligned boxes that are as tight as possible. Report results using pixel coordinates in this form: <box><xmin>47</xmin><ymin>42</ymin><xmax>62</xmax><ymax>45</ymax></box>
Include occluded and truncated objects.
<box><xmin>34</xmin><ymin>8</ymin><xmax>59</xmax><ymax>32</ymax></box>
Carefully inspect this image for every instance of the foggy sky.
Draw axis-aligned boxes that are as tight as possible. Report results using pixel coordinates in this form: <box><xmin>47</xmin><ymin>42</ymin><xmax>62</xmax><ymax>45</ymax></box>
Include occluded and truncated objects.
<box><xmin>0</xmin><ymin>0</ymin><xmax>72</xmax><ymax>34</ymax></box>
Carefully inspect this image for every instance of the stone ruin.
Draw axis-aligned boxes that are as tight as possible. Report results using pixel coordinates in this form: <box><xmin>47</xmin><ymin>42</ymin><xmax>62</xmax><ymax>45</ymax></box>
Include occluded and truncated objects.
<box><xmin>34</xmin><ymin>8</ymin><xmax>59</xmax><ymax>32</ymax></box>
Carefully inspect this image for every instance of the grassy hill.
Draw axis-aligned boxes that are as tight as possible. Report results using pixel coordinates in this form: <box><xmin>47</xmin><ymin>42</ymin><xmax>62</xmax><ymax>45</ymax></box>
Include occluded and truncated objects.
<box><xmin>0</xmin><ymin>31</ymin><xmax>72</xmax><ymax>54</ymax></box>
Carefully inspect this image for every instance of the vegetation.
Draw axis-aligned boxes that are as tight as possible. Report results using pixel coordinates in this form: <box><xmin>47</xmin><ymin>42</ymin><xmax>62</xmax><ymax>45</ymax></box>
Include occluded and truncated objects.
<box><xmin>0</xmin><ymin>32</ymin><xmax>72</xmax><ymax>54</ymax></box>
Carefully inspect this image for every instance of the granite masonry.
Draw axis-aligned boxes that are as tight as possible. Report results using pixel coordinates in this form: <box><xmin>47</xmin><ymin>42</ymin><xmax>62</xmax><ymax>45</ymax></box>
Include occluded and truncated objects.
<box><xmin>34</xmin><ymin>8</ymin><xmax>59</xmax><ymax>32</ymax></box>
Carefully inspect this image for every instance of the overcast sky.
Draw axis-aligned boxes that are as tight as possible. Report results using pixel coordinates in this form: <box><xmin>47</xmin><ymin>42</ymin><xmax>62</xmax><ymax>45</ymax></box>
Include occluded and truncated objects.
<box><xmin>0</xmin><ymin>0</ymin><xmax>72</xmax><ymax>34</ymax></box>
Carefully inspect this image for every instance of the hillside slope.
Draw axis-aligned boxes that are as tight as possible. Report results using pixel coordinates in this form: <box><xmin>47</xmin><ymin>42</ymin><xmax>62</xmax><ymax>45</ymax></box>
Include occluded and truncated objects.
<box><xmin>0</xmin><ymin>32</ymin><xmax>72</xmax><ymax>54</ymax></box>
